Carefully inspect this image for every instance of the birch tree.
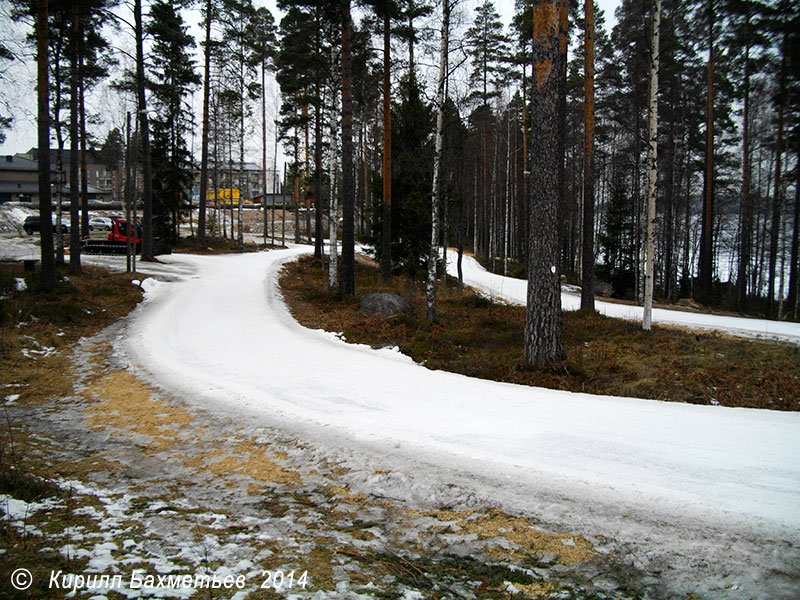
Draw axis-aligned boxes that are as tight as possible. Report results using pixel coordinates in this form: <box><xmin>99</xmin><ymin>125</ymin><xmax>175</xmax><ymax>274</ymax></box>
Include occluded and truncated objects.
<box><xmin>426</xmin><ymin>0</ymin><xmax>451</xmax><ymax>322</ymax></box>
<box><xmin>339</xmin><ymin>0</ymin><xmax>356</xmax><ymax>296</ymax></box>
<box><xmin>643</xmin><ymin>0</ymin><xmax>661</xmax><ymax>331</ymax></box>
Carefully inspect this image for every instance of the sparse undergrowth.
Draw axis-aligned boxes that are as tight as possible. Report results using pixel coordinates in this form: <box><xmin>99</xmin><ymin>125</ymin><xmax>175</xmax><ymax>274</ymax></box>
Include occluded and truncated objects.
<box><xmin>280</xmin><ymin>255</ymin><xmax>799</xmax><ymax>411</ymax></box>
<box><xmin>0</xmin><ymin>261</ymin><xmax>143</xmax><ymax>407</ymax></box>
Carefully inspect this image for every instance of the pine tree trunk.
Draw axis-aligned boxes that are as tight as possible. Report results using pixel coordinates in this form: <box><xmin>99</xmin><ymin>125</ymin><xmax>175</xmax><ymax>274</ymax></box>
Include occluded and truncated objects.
<box><xmin>737</xmin><ymin>9</ymin><xmax>751</xmax><ymax>310</ymax></box>
<box><xmin>768</xmin><ymin>32</ymin><xmax>786</xmax><ymax>317</ymax></box>
<box><xmin>197</xmin><ymin>0</ymin><xmax>211</xmax><ymax>250</ymax></box>
<box><xmin>69</xmin><ymin>2</ymin><xmax>81</xmax><ymax>275</ymax></box>
<box><xmin>135</xmin><ymin>0</ymin><xmax>154</xmax><ymax>261</ymax></box>
<box><xmin>79</xmin><ymin>58</ymin><xmax>89</xmax><ymax>239</ymax></box>
<box><xmin>37</xmin><ymin>0</ymin><xmax>55</xmax><ymax>290</ymax></box>
<box><xmin>525</xmin><ymin>0</ymin><xmax>567</xmax><ymax>366</ymax></box>
<box><xmin>329</xmin><ymin>87</ymin><xmax>339</xmax><ymax>292</ymax></box>
<box><xmin>426</xmin><ymin>0</ymin><xmax>449</xmax><ymax>323</ymax></box>
<box><xmin>643</xmin><ymin>0</ymin><xmax>660</xmax><ymax>331</ymax></box>
<box><xmin>381</xmin><ymin>15</ymin><xmax>392</xmax><ymax>284</ymax></box>
<box><xmin>699</xmin><ymin>0</ymin><xmax>714</xmax><ymax>304</ymax></box>
<box><xmin>339</xmin><ymin>0</ymin><xmax>356</xmax><ymax>296</ymax></box>
<box><xmin>786</xmin><ymin>168</ymin><xmax>799</xmax><ymax>318</ymax></box>
<box><xmin>580</xmin><ymin>0</ymin><xmax>595</xmax><ymax>311</ymax></box>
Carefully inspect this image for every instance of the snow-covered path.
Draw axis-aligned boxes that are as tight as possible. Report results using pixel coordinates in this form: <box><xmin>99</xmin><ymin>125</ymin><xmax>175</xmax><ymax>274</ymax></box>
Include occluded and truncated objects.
<box><xmin>445</xmin><ymin>249</ymin><xmax>800</xmax><ymax>344</ymax></box>
<box><xmin>123</xmin><ymin>248</ymin><xmax>800</xmax><ymax>541</ymax></box>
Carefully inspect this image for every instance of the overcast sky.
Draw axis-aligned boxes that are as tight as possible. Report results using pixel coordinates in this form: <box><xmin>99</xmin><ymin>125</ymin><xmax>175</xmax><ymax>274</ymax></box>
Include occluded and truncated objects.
<box><xmin>0</xmin><ymin>0</ymin><xmax>622</xmax><ymax>164</ymax></box>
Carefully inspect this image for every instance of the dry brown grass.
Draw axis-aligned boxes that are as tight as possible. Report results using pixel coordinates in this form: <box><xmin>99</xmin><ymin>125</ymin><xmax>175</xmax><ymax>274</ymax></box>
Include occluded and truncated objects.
<box><xmin>1</xmin><ymin>262</ymin><xmax>143</xmax><ymax>406</ymax></box>
<box><xmin>280</xmin><ymin>256</ymin><xmax>800</xmax><ymax>411</ymax></box>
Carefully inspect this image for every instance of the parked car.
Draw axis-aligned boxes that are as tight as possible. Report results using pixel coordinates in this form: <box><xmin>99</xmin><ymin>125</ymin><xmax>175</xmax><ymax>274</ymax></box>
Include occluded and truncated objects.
<box><xmin>89</xmin><ymin>216</ymin><xmax>113</xmax><ymax>231</ymax></box>
<box><xmin>23</xmin><ymin>215</ymin><xmax>70</xmax><ymax>235</ymax></box>
<box><xmin>23</xmin><ymin>215</ymin><xmax>39</xmax><ymax>234</ymax></box>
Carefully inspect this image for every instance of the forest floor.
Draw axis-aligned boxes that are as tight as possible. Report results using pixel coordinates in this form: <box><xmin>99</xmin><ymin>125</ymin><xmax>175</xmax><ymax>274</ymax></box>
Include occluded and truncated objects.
<box><xmin>0</xmin><ymin>260</ymin><xmax>674</xmax><ymax>600</ymax></box>
<box><xmin>280</xmin><ymin>255</ymin><xmax>800</xmax><ymax>411</ymax></box>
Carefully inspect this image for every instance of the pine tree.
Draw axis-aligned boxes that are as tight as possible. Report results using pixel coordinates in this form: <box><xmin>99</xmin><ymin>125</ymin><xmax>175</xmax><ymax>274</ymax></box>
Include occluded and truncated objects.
<box><xmin>36</xmin><ymin>0</ymin><xmax>55</xmax><ymax>290</ymax></box>
<box><xmin>465</xmin><ymin>0</ymin><xmax>510</xmax><ymax>261</ymax></box>
<box><xmin>197</xmin><ymin>0</ymin><xmax>217</xmax><ymax>250</ymax></box>
<box><xmin>219</xmin><ymin>0</ymin><xmax>260</xmax><ymax>252</ymax></box>
<box><xmin>525</xmin><ymin>0</ymin><xmax>568</xmax><ymax>366</ymax></box>
<box><xmin>581</xmin><ymin>0</ymin><xmax>596</xmax><ymax>311</ymax></box>
<box><xmin>147</xmin><ymin>0</ymin><xmax>201</xmax><ymax>245</ymax></box>
<box><xmin>134</xmin><ymin>0</ymin><xmax>155</xmax><ymax>260</ymax></box>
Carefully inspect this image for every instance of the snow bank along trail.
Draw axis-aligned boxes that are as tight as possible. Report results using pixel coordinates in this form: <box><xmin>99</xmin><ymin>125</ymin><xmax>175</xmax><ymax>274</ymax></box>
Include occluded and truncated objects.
<box><xmin>446</xmin><ymin>249</ymin><xmax>800</xmax><ymax>344</ymax></box>
<box><xmin>122</xmin><ymin>248</ymin><xmax>800</xmax><ymax>594</ymax></box>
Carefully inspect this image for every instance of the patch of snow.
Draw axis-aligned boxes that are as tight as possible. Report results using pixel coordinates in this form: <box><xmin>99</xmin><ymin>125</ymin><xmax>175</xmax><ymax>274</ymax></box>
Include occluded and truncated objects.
<box><xmin>21</xmin><ymin>344</ymin><xmax>57</xmax><ymax>359</ymax></box>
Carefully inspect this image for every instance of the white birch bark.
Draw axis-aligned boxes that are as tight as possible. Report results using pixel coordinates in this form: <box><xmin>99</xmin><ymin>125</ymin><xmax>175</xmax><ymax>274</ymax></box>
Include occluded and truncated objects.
<box><xmin>426</xmin><ymin>0</ymin><xmax>450</xmax><ymax>322</ymax></box>
<box><xmin>643</xmin><ymin>0</ymin><xmax>661</xmax><ymax>331</ymax></box>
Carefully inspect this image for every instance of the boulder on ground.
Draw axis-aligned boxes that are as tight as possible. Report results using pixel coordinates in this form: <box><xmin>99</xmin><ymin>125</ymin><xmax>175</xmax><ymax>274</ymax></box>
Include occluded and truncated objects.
<box><xmin>360</xmin><ymin>293</ymin><xmax>410</xmax><ymax>317</ymax></box>
<box><xmin>594</xmin><ymin>281</ymin><xmax>614</xmax><ymax>297</ymax></box>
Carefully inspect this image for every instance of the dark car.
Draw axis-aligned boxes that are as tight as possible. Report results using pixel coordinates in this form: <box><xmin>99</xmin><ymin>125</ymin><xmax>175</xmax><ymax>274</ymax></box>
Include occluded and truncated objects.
<box><xmin>23</xmin><ymin>215</ymin><xmax>69</xmax><ymax>235</ymax></box>
<box><xmin>23</xmin><ymin>215</ymin><xmax>40</xmax><ymax>235</ymax></box>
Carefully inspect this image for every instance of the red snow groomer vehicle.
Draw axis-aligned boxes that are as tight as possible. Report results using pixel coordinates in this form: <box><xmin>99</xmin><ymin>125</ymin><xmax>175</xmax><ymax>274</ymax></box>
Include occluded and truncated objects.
<box><xmin>82</xmin><ymin>218</ymin><xmax>141</xmax><ymax>255</ymax></box>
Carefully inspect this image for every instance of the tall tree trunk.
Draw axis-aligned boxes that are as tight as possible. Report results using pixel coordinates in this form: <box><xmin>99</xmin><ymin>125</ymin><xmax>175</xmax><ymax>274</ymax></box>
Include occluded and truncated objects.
<box><xmin>381</xmin><ymin>15</ymin><xmax>392</xmax><ymax>283</ymax></box>
<box><xmin>699</xmin><ymin>0</ymin><xmax>714</xmax><ymax>304</ymax></box>
<box><xmin>664</xmin><ymin>121</ymin><xmax>676</xmax><ymax>300</ymax></box>
<box><xmin>69</xmin><ymin>2</ymin><xmax>81</xmax><ymax>275</ymax></box>
<box><xmin>580</xmin><ymin>0</ymin><xmax>595</xmax><ymax>311</ymax></box>
<box><xmin>314</xmin><ymin>25</ymin><xmax>324</xmax><ymax>258</ymax></box>
<box><xmin>197</xmin><ymin>0</ymin><xmax>212</xmax><ymax>250</ymax></box>
<box><xmin>37</xmin><ymin>0</ymin><xmax>55</xmax><ymax>290</ymax></box>
<box><xmin>134</xmin><ymin>0</ymin><xmax>154</xmax><ymax>260</ymax></box>
<box><xmin>426</xmin><ymin>0</ymin><xmax>449</xmax><ymax>322</ymax></box>
<box><xmin>525</xmin><ymin>0</ymin><xmax>567</xmax><ymax>366</ymax></box>
<box><xmin>262</xmin><ymin>61</ymin><xmax>268</xmax><ymax>245</ymax></box>
<box><xmin>79</xmin><ymin>54</ymin><xmax>88</xmax><ymax>239</ymax></box>
<box><xmin>503</xmin><ymin>109</ymin><xmax>511</xmax><ymax>276</ymax></box>
<box><xmin>339</xmin><ymin>0</ymin><xmax>356</xmax><ymax>296</ymax></box>
<box><xmin>737</xmin><ymin>9</ymin><xmax>751</xmax><ymax>311</ymax></box>
<box><xmin>768</xmin><ymin>31</ymin><xmax>786</xmax><ymax>317</ymax></box>
<box><xmin>786</xmin><ymin>167</ymin><xmax>799</xmax><ymax>319</ymax></box>
<box><xmin>407</xmin><ymin>0</ymin><xmax>415</xmax><ymax>74</ymax></box>
<box><xmin>643</xmin><ymin>0</ymin><xmax>660</xmax><ymax>331</ymax></box>
<box><xmin>238</xmin><ymin>62</ymin><xmax>245</xmax><ymax>252</ymax></box>
<box><xmin>329</xmin><ymin>86</ymin><xmax>339</xmax><ymax>292</ymax></box>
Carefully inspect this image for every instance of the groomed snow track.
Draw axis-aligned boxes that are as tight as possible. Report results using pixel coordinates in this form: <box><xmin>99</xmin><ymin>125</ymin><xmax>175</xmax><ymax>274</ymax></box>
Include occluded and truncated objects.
<box><xmin>115</xmin><ymin>248</ymin><xmax>800</xmax><ymax>599</ymax></box>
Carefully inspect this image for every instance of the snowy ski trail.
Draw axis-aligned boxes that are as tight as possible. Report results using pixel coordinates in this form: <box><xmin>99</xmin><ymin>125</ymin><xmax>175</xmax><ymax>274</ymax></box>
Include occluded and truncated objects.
<box><xmin>123</xmin><ymin>249</ymin><xmax>799</xmax><ymax>525</ymax></box>
<box><xmin>118</xmin><ymin>247</ymin><xmax>800</xmax><ymax>596</ymax></box>
<box><xmin>445</xmin><ymin>249</ymin><xmax>800</xmax><ymax>344</ymax></box>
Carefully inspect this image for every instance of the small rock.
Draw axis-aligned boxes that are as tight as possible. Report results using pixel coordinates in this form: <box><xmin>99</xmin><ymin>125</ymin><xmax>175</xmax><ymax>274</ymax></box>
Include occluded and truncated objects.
<box><xmin>595</xmin><ymin>281</ymin><xmax>614</xmax><ymax>297</ymax></box>
<box><xmin>360</xmin><ymin>293</ymin><xmax>410</xmax><ymax>317</ymax></box>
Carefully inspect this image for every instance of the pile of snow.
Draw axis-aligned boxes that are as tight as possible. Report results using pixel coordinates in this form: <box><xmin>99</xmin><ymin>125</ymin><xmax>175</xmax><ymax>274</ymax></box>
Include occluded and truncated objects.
<box><xmin>0</xmin><ymin>204</ymin><xmax>36</xmax><ymax>234</ymax></box>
